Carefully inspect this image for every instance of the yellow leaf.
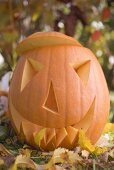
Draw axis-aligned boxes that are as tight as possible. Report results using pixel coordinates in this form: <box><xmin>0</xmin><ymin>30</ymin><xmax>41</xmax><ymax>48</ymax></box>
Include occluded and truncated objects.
<box><xmin>46</xmin><ymin>148</ymin><xmax>65</xmax><ymax>169</ymax></box>
<box><xmin>9</xmin><ymin>155</ymin><xmax>37</xmax><ymax>170</ymax></box>
<box><xmin>45</xmin><ymin>158</ymin><xmax>54</xmax><ymax>170</ymax></box>
<box><xmin>103</xmin><ymin>123</ymin><xmax>114</xmax><ymax>133</ymax></box>
<box><xmin>93</xmin><ymin>147</ymin><xmax>107</xmax><ymax>155</ymax></box>
<box><xmin>46</xmin><ymin>148</ymin><xmax>82</xmax><ymax>169</ymax></box>
<box><xmin>19</xmin><ymin>148</ymin><xmax>31</xmax><ymax>157</ymax></box>
<box><xmin>78</xmin><ymin>130</ymin><xmax>107</xmax><ymax>155</ymax></box>
<box><xmin>34</xmin><ymin>128</ymin><xmax>46</xmax><ymax>146</ymax></box>
<box><xmin>78</xmin><ymin>129</ymin><xmax>95</xmax><ymax>152</ymax></box>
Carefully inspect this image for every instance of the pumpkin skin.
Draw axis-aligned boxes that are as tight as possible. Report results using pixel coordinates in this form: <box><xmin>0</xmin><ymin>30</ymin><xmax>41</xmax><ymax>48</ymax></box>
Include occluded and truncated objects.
<box><xmin>8</xmin><ymin>32</ymin><xmax>110</xmax><ymax>150</ymax></box>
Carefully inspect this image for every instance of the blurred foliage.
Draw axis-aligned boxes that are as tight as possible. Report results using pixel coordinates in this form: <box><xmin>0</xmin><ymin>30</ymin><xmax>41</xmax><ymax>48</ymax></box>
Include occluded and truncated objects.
<box><xmin>0</xmin><ymin>0</ymin><xmax>114</xmax><ymax>119</ymax></box>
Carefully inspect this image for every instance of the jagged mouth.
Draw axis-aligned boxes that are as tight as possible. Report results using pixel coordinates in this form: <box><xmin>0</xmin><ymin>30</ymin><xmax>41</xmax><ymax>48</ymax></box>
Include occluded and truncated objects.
<box><xmin>9</xmin><ymin>96</ymin><xmax>95</xmax><ymax>150</ymax></box>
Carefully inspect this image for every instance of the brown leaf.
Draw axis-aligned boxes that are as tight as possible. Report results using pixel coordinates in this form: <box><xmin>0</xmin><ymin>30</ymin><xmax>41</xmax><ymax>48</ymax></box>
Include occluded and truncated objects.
<box><xmin>0</xmin><ymin>144</ymin><xmax>13</xmax><ymax>156</ymax></box>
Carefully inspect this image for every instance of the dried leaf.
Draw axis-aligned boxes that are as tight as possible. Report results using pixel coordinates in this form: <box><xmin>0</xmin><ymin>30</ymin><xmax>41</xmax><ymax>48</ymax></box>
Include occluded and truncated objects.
<box><xmin>0</xmin><ymin>143</ymin><xmax>13</xmax><ymax>156</ymax></box>
<box><xmin>45</xmin><ymin>158</ymin><xmax>55</xmax><ymax>170</ymax></box>
<box><xmin>95</xmin><ymin>135</ymin><xmax>110</xmax><ymax>147</ymax></box>
<box><xmin>108</xmin><ymin>148</ymin><xmax>114</xmax><ymax>159</ymax></box>
<box><xmin>46</xmin><ymin>148</ymin><xmax>82</xmax><ymax>169</ymax></box>
<box><xmin>68</xmin><ymin>151</ymin><xmax>82</xmax><ymax>163</ymax></box>
<box><xmin>46</xmin><ymin>148</ymin><xmax>67</xmax><ymax>169</ymax></box>
<box><xmin>55</xmin><ymin>165</ymin><xmax>65</xmax><ymax>170</ymax></box>
<box><xmin>19</xmin><ymin>148</ymin><xmax>31</xmax><ymax>157</ymax></box>
<box><xmin>0</xmin><ymin>159</ymin><xmax>7</xmax><ymax>170</ymax></box>
<box><xmin>1</xmin><ymin>156</ymin><xmax>15</xmax><ymax>167</ymax></box>
<box><xmin>53</xmin><ymin>148</ymin><xmax>68</xmax><ymax>158</ymax></box>
<box><xmin>9</xmin><ymin>155</ymin><xmax>38</xmax><ymax>170</ymax></box>
<box><xmin>0</xmin><ymin>159</ymin><xmax>4</xmax><ymax>165</ymax></box>
<box><xmin>81</xmin><ymin>150</ymin><xmax>90</xmax><ymax>158</ymax></box>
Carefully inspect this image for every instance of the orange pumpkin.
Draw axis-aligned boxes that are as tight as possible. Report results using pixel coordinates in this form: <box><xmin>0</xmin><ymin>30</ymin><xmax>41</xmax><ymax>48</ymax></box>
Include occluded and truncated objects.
<box><xmin>8</xmin><ymin>32</ymin><xmax>110</xmax><ymax>150</ymax></box>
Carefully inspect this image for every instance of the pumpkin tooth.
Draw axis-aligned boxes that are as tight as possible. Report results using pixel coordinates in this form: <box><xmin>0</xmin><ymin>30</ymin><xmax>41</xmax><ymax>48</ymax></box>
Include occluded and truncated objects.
<box><xmin>55</xmin><ymin>128</ymin><xmax>71</xmax><ymax>148</ymax></box>
<box><xmin>21</xmin><ymin>121</ymin><xmax>41</xmax><ymax>145</ymax></box>
<box><xmin>45</xmin><ymin>128</ymin><xmax>56</xmax><ymax>150</ymax></box>
<box><xmin>45</xmin><ymin>128</ymin><xmax>56</xmax><ymax>144</ymax></box>
<box><xmin>9</xmin><ymin>97</ymin><xmax>23</xmax><ymax>133</ymax></box>
<box><xmin>66</xmin><ymin>126</ymin><xmax>79</xmax><ymax>146</ymax></box>
<box><xmin>38</xmin><ymin>138</ymin><xmax>46</xmax><ymax>150</ymax></box>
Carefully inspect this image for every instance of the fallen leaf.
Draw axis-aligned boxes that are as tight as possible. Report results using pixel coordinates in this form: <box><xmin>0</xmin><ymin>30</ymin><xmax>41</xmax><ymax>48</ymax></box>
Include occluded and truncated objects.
<box><xmin>46</xmin><ymin>148</ymin><xmax>82</xmax><ymax>169</ymax></box>
<box><xmin>78</xmin><ymin>130</ymin><xmax>95</xmax><ymax>152</ymax></box>
<box><xmin>37</xmin><ymin>164</ymin><xmax>46</xmax><ymax>170</ymax></box>
<box><xmin>68</xmin><ymin>151</ymin><xmax>82</xmax><ymax>163</ymax></box>
<box><xmin>108</xmin><ymin>148</ymin><xmax>114</xmax><ymax>159</ymax></box>
<box><xmin>103</xmin><ymin>123</ymin><xmax>114</xmax><ymax>133</ymax></box>
<box><xmin>53</xmin><ymin>148</ymin><xmax>69</xmax><ymax>158</ymax></box>
<box><xmin>9</xmin><ymin>155</ymin><xmax>38</xmax><ymax>170</ymax></box>
<box><xmin>78</xmin><ymin>130</ymin><xmax>107</xmax><ymax>155</ymax></box>
<box><xmin>93</xmin><ymin>147</ymin><xmax>107</xmax><ymax>155</ymax></box>
<box><xmin>81</xmin><ymin>150</ymin><xmax>90</xmax><ymax>158</ymax></box>
<box><xmin>55</xmin><ymin>165</ymin><xmax>65</xmax><ymax>170</ymax></box>
<box><xmin>0</xmin><ymin>159</ymin><xmax>4</xmax><ymax>165</ymax></box>
<box><xmin>0</xmin><ymin>143</ymin><xmax>13</xmax><ymax>156</ymax></box>
<box><xmin>19</xmin><ymin>148</ymin><xmax>31</xmax><ymax>157</ymax></box>
<box><xmin>95</xmin><ymin>135</ymin><xmax>110</xmax><ymax>147</ymax></box>
<box><xmin>45</xmin><ymin>148</ymin><xmax>67</xmax><ymax>169</ymax></box>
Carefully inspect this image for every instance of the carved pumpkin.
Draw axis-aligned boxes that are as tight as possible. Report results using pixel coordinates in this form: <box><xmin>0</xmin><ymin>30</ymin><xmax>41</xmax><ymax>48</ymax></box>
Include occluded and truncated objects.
<box><xmin>8</xmin><ymin>32</ymin><xmax>110</xmax><ymax>150</ymax></box>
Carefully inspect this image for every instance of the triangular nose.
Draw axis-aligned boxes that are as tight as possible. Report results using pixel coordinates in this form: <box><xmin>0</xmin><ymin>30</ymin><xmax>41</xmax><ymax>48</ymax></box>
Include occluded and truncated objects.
<box><xmin>43</xmin><ymin>81</ymin><xmax>58</xmax><ymax>113</ymax></box>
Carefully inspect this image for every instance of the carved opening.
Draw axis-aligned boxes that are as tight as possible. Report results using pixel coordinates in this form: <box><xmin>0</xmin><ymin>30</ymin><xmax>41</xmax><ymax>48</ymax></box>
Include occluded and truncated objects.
<box><xmin>28</xmin><ymin>58</ymin><xmax>44</xmax><ymax>71</ymax></box>
<box><xmin>21</xmin><ymin>58</ymin><xmax>44</xmax><ymax>91</ymax></box>
<box><xmin>74</xmin><ymin>97</ymin><xmax>96</xmax><ymax>131</ymax></box>
<box><xmin>43</xmin><ymin>81</ymin><xmax>59</xmax><ymax>114</ymax></box>
<box><xmin>66</xmin><ymin>126</ymin><xmax>78</xmax><ymax>144</ymax></box>
<box><xmin>73</xmin><ymin>60</ymin><xmax>91</xmax><ymax>86</ymax></box>
<box><xmin>56</xmin><ymin>128</ymin><xmax>67</xmax><ymax>147</ymax></box>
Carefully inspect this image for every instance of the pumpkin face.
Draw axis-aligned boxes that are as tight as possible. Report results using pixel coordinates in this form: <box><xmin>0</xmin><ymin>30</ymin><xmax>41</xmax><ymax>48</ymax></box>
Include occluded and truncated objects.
<box><xmin>8</xmin><ymin>32</ymin><xmax>110</xmax><ymax>150</ymax></box>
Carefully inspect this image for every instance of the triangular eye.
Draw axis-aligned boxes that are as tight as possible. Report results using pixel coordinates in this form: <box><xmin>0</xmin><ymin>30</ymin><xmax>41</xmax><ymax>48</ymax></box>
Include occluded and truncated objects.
<box><xmin>73</xmin><ymin>60</ymin><xmax>91</xmax><ymax>86</ymax></box>
<box><xmin>21</xmin><ymin>58</ymin><xmax>44</xmax><ymax>91</ymax></box>
<box><xmin>43</xmin><ymin>81</ymin><xmax>59</xmax><ymax>114</ymax></box>
<box><xmin>28</xmin><ymin>58</ymin><xmax>44</xmax><ymax>71</ymax></box>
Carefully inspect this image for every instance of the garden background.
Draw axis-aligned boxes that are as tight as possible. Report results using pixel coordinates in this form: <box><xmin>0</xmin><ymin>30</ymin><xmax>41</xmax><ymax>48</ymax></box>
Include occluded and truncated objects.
<box><xmin>0</xmin><ymin>0</ymin><xmax>114</xmax><ymax>169</ymax></box>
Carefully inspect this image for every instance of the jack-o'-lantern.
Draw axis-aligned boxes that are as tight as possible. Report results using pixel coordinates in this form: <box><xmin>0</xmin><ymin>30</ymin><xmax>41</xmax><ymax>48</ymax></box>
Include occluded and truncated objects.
<box><xmin>8</xmin><ymin>32</ymin><xmax>110</xmax><ymax>150</ymax></box>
